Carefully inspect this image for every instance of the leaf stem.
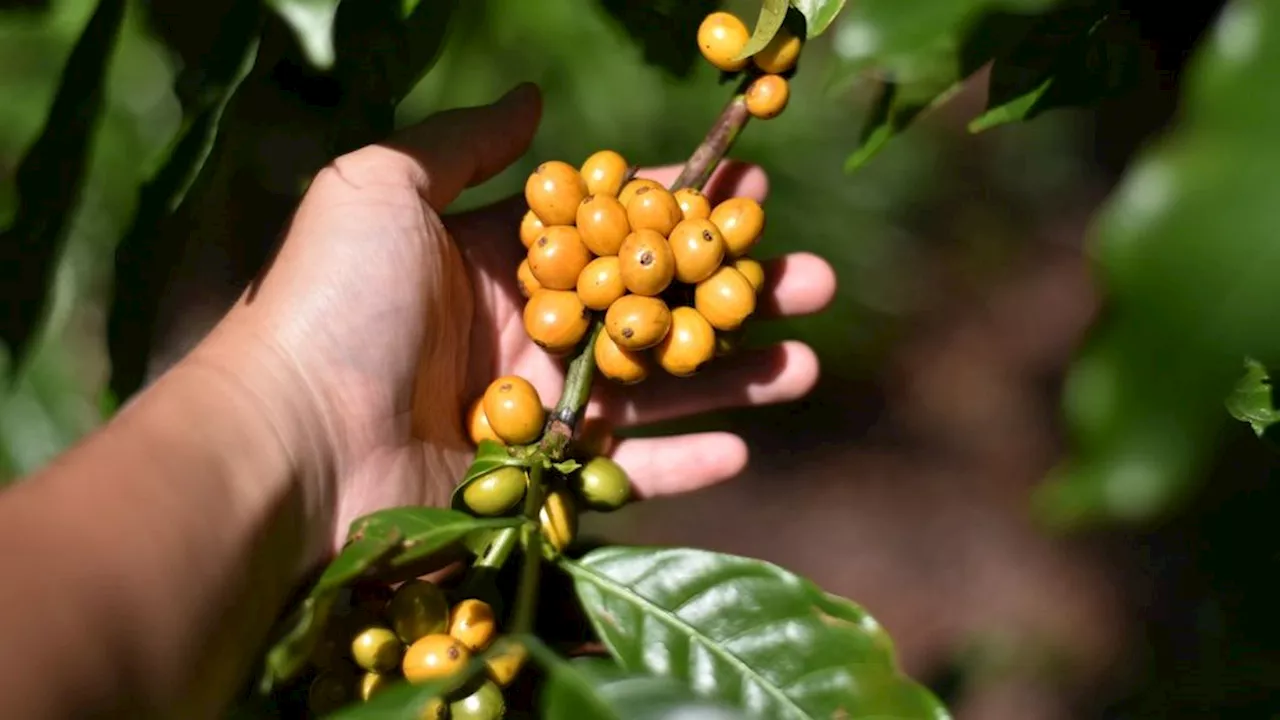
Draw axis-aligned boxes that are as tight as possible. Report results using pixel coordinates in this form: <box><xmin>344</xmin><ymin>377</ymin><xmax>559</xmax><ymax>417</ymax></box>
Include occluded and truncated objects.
<box><xmin>670</xmin><ymin>77</ymin><xmax>754</xmax><ymax>192</ymax></box>
<box><xmin>539</xmin><ymin>322</ymin><xmax>604</xmax><ymax>462</ymax></box>
<box><xmin>471</xmin><ymin>525</ymin><xmax>520</xmax><ymax>571</ymax></box>
<box><xmin>511</xmin><ymin>461</ymin><xmax>547</xmax><ymax>635</ymax></box>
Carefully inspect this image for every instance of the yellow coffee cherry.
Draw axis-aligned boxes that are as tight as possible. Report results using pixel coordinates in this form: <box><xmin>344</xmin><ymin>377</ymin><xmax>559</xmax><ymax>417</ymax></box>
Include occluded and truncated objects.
<box><xmin>448</xmin><ymin>598</ymin><xmax>497</xmax><ymax>652</ymax></box>
<box><xmin>732</xmin><ymin>257</ymin><xmax>765</xmax><ymax>293</ymax></box>
<box><xmin>580</xmin><ymin>149</ymin><xmax>629</xmax><ymax>197</ymax></box>
<box><xmin>482</xmin><ymin>375</ymin><xmax>545</xmax><ymax>445</ymax></box>
<box><xmin>351</xmin><ymin>625</ymin><xmax>403</xmax><ymax>673</ymax></box>
<box><xmin>594</xmin><ymin>328</ymin><xmax>649</xmax><ymax>384</ymax></box>
<box><xmin>753</xmin><ymin>26</ymin><xmax>801</xmax><ymax>74</ymax></box>
<box><xmin>709</xmin><ymin>197</ymin><xmax>765</xmax><ymax>257</ymax></box>
<box><xmin>697</xmin><ymin>11</ymin><xmax>749</xmax><ymax>72</ymax></box>
<box><xmin>402</xmin><ymin>633</ymin><xmax>471</xmax><ymax>684</ymax></box>
<box><xmin>674</xmin><ymin>187</ymin><xmax>711</xmax><ymax>220</ymax></box>
<box><xmin>618</xmin><ymin>177</ymin><xmax>663</xmax><ymax>208</ymax></box>
<box><xmin>525</xmin><ymin>160</ymin><xmax>586</xmax><ymax>226</ymax></box>
<box><xmin>519</xmin><ymin>209</ymin><xmax>544</xmax><ymax>249</ymax></box>
<box><xmin>465</xmin><ymin>397</ymin><xmax>501</xmax><ymax>446</ymax></box>
<box><xmin>626</xmin><ymin>184</ymin><xmax>683</xmax><ymax>237</ymax></box>
<box><xmin>308</xmin><ymin>671</ymin><xmax>355</xmax><ymax>716</ymax></box>
<box><xmin>484</xmin><ymin>639</ymin><xmax>528</xmax><ymax>687</ymax></box>
<box><xmin>654</xmin><ymin>306</ymin><xmax>717</xmax><ymax>377</ymax></box>
<box><xmin>387</xmin><ymin>579</ymin><xmax>450</xmax><ymax>645</ymax></box>
<box><xmin>359</xmin><ymin>671</ymin><xmax>392</xmax><ymax>702</ymax></box>
<box><xmin>516</xmin><ymin>258</ymin><xmax>542</xmax><ymax>299</ymax></box>
<box><xmin>524</xmin><ymin>289</ymin><xmax>591</xmax><ymax>354</ymax></box>
<box><xmin>668</xmin><ymin>218</ymin><xmax>727</xmax><ymax>284</ymax></box>
<box><xmin>449</xmin><ymin>679</ymin><xmax>506</xmax><ymax>720</ymax></box>
<box><xmin>577</xmin><ymin>256</ymin><xmax>627</xmax><ymax>311</ymax></box>
<box><xmin>618</xmin><ymin>229</ymin><xmax>676</xmax><ymax>296</ymax></box>
<box><xmin>528</xmin><ymin>225</ymin><xmax>592</xmax><ymax>291</ymax></box>
<box><xmin>695</xmin><ymin>266</ymin><xmax>757</xmax><ymax>331</ymax></box>
<box><xmin>576</xmin><ymin>194</ymin><xmax>631</xmax><ymax>256</ymax></box>
<box><xmin>540</xmin><ymin>488</ymin><xmax>578</xmax><ymax>552</ymax></box>
<box><xmin>605</xmin><ymin>294</ymin><xmax>673</xmax><ymax>351</ymax></box>
<box><xmin>463</xmin><ymin>466</ymin><xmax>527</xmax><ymax>516</ymax></box>
<box><xmin>745</xmin><ymin>73</ymin><xmax>790</xmax><ymax>120</ymax></box>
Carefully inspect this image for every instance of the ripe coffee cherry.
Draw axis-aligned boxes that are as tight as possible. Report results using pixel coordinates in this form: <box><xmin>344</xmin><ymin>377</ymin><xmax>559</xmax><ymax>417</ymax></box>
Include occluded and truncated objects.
<box><xmin>359</xmin><ymin>671</ymin><xmax>391</xmax><ymax>702</ymax></box>
<box><xmin>753</xmin><ymin>26</ymin><xmax>801</xmax><ymax>74</ymax></box>
<box><xmin>577</xmin><ymin>256</ymin><xmax>626</xmax><ymax>311</ymax></box>
<box><xmin>618</xmin><ymin>177</ymin><xmax>663</xmax><ymax>207</ymax></box>
<box><xmin>465</xmin><ymin>398</ymin><xmax>501</xmax><ymax>446</ymax></box>
<box><xmin>572</xmin><ymin>456</ymin><xmax>632</xmax><ymax>511</ymax></box>
<box><xmin>525</xmin><ymin>160</ymin><xmax>586</xmax><ymax>226</ymax></box>
<box><xmin>516</xmin><ymin>258</ymin><xmax>541</xmax><ymax>298</ymax></box>
<box><xmin>448</xmin><ymin>598</ymin><xmax>497</xmax><ymax>651</ymax></box>
<box><xmin>668</xmin><ymin>218</ymin><xmax>727</xmax><ymax>284</ymax></box>
<box><xmin>606</xmin><ymin>294</ymin><xmax>672</xmax><ymax>350</ymax></box>
<box><xmin>580</xmin><ymin>149</ymin><xmax>629</xmax><ymax>197</ymax></box>
<box><xmin>594</xmin><ymin>329</ymin><xmax>649</xmax><ymax>384</ymax></box>
<box><xmin>485</xmin><ymin>639</ymin><xmax>528</xmax><ymax>687</ymax></box>
<box><xmin>626</xmin><ymin>185</ymin><xmax>683</xmax><ymax>237</ymax></box>
<box><xmin>528</xmin><ymin>226</ymin><xmax>592</xmax><ymax>291</ymax></box>
<box><xmin>709</xmin><ymin>197</ymin><xmax>765</xmax><ymax>257</ymax></box>
<box><xmin>732</xmin><ymin>257</ymin><xmax>765</xmax><ymax>293</ymax></box>
<box><xmin>388</xmin><ymin>580</ymin><xmax>450</xmax><ymax>644</ymax></box>
<box><xmin>695</xmin><ymin>266</ymin><xmax>757</xmax><ymax>331</ymax></box>
<box><xmin>482</xmin><ymin>375</ymin><xmax>545</xmax><ymax>445</ymax></box>
<box><xmin>449</xmin><ymin>679</ymin><xmax>506</xmax><ymax>720</ymax></box>
<box><xmin>308</xmin><ymin>671</ymin><xmax>354</xmax><ymax>716</ymax></box>
<box><xmin>351</xmin><ymin>625</ymin><xmax>404</xmax><ymax>673</ymax></box>
<box><xmin>540</xmin><ymin>488</ymin><xmax>578</xmax><ymax>552</ymax></box>
<box><xmin>619</xmin><ymin>229</ymin><xmax>676</xmax><ymax>296</ymax></box>
<box><xmin>746</xmin><ymin>74</ymin><xmax>790</xmax><ymax>120</ymax></box>
<box><xmin>576</xmin><ymin>194</ymin><xmax>630</xmax><ymax>256</ymax></box>
<box><xmin>674</xmin><ymin>187</ymin><xmax>711</xmax><ymax>220</ymax></box>
<box><xmin>519</xmin><ymin>209</ymin><xmax>544</xmax><ymax>249</ymax></box>
<box><xmin>463</xmin><ymin>466</ymin><xmax>527</xmax><ymax>516</ymax></box>
<box><xmin>524</xmin><ymin>289</ymin><xmax>591</xmax><ymax>354</ymax></box>
<box><xmin>697</xmin><ymin>11</ymin><xmax>749</xmax><ymax>72</ymax></box>
<box><xmin>654</xmin><ymin>306</ymin><xmax>717</xmax><ymax>377</ymax></box>
<box><xmin>402</xmin><ymin>633</ymin><xmax>471</xmax><ymax>684</ymax></box>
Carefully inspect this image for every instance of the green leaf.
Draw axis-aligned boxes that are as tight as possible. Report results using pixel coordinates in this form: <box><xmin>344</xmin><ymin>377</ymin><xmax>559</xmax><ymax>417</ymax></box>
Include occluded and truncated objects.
<box><xmin>736</xmin><ymin>0</ymin><xmax>789</xmax><ymax>60</ymax></box>
<box><xmin>1228</xmin><ymin>358</ymin><xmax>1280</xmax><ymax>438</ymax></box>
<box><xmin>969</xmin><ymin>2</ymin><xmax>1143</xmax><ymax>132</ymax></box>
<box><xmin>846</xmin><ymin>75</ymin><xmax>961</xmax><ymax>172</ymax></box>
<box><xmin>535</xmin><ymin>650</ymin><xmax>750</xmax><ymax>720</ymax></box>
<box><xmin>597</xmin><ymin>0</ymin><xmax>720</xmax><ymax>78</ymax></box>
<box><xmin>0</xmin><ymin>0</ymin><xmax>125</xmax><ymax>374</ymax></box>
<box><xmin>564</xmin><ymin>547</ymin><xmax>948</xmax><ymax>720</ymax></box>
<box><xmin>266</xmin><ymin>0</ymin><xmax>339</xmax><ymax>69</ymax></box>
<box><xmin>1042</xmin><ymin>0</ymin><xmax>1280</xmax><ymax>528</ymax></box>
<box><xmin>552</xmin><ymin>459</ymin><xmax>583</xmax><ymax>475</ymax></box>
<box><xmin>836</xmin><ymin>0</ymin><xmax>1057</xmax><ymax>68</ymax></box>
<box><xmin>350</xmin><ymin>506</ymin><xmax>523</xmax><ymax>568</ymax></box>
<box><xmin>790</xmin><ymin>0</ymin><xmax>849</xmax><ymax>37</ymax></box>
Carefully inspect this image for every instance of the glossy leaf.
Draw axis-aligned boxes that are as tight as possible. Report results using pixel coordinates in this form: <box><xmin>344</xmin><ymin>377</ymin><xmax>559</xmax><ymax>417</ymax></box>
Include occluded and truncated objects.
<box><xmin>564</xmin><ymin>546</ymin><xmax>947</xmax><ymax>720</ymax></box>
<box><xmin>736</xmin><ymin>0</ymin><xmax>789</xmax><ymax>60</ymax></box>
<box><xmin>846</xmin><ymin>72</ymin><xmax>960</xmax><ymax>172</ymax></box>
<box><xmin>0</xmin><ymin>0</ymin><xmax>124</xmax><ymax>374</ymax></box>
<box><xmin>1041</xmin><ymin>0</ymin><xmax>1280</xmax><ymax>527</ymax></box>
<box><xmin>266</xmin><ymin>0</ymin><xmax>339</xmax><ymax>69</ymax></box>
<box><xmin>790</xmin><ymin>0</ymin><xmax>849</xmax><ymax>37</ymax></box>
<box><xmin>536</xmin><ymin>650</ymin><xmax>750</xmax><ymax>720</ymax></box>
<box><xmin>260</xmin><ymin>593</ymin><xmax>337</xmax><ymax>694</ymax></box>
<box><xmin>969</xmin><ymin>2</ymin><xmax>1143</xmax><ymax>132</ymax></box>
<box><xmin>1227</xmin><ymin>359</ymin><xmax>1279</xmax><ymax>438</ymax></box>
<box><xmin>597</xmin><ymin>0</ymin><xmax>720</xmax><ymax>78</ymax></box>
<box><xmin>350</xmin><ymin>506</ymin><xmax>523</xmax><ymax>568</ymax></box>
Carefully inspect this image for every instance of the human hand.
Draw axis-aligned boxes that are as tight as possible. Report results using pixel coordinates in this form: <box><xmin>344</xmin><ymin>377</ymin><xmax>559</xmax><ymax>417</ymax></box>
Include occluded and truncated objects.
<box><xmin>189</xmin><ymin>83</ymin><xmax>837</xmax><ymax>552</ymax></box>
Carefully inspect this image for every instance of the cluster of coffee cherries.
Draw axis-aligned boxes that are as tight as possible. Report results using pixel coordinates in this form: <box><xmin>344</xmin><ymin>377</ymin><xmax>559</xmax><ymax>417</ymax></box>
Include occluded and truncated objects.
<box><xmin>697</xmin><ymin>10</ymin><xmax>801</xmax><ymax>120</ymax></box>
<box><xmin>305</xmin><ymin>579</ymin><xmax>525</xmax><ymax>719</ymax></box>
<box><xmin>463</xmin><ymin>375</ymin><xmax>632</xmax><ymax>547</ymax></box>
<box><xmin>517</xmin><ymin>150</ymin><xmax>766</xmax><ymax>384</ymax></box>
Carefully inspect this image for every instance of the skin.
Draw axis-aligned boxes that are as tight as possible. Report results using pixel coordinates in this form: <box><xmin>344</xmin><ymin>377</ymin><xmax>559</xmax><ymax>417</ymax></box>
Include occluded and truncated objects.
<box><xmin>0</xmin><ymin>83</ymin><xmax>835</xmax><ymax>718</ymax></box>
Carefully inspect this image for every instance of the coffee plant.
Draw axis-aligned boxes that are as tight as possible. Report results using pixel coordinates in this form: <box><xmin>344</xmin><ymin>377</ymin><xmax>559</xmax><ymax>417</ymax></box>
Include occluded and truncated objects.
<box><xmin>0</xmin><ymin>0</ymin><xmax>1275</xmax><ymax>717</ymax></box>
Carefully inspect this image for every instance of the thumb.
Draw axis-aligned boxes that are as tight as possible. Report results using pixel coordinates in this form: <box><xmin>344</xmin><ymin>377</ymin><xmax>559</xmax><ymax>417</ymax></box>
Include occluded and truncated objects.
<box><xmin>384</xmin><ymin>82</ymin><xmax>542</xmax><ymax>211</ymax></box>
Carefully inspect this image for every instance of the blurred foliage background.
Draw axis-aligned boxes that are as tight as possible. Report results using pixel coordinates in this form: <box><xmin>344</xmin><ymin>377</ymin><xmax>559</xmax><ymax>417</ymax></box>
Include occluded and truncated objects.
<box><xmin>7</xmin><ymin>0</ymin><xmax>1280</xmax><ymax>717</ymax></box>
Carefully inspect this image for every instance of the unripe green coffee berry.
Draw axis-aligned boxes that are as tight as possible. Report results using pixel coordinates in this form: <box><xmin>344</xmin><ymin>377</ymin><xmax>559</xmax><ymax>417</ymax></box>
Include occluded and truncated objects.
<box><xmin>463</xmin><ymin>466</ymin><xmax>527</xmax><ymax>516</ymax></box>
<box><xmin>572</xmin><ymin>456</ymin><xmax>632</xmax><ymax>511</ymax></box>
<box><xmin>449</xmin><ymin>679</ymin><xmax>507</xmax><ymax>720</ymax></box>
<box><xmin>387</xmin><ymin>579</ymin><xmax>450</xmax><ymax>645</ymax></box>
<box><xmin>351</xmin><ymin>625</ymin><xmax>403</xmax><ymax>673</ymax></box>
